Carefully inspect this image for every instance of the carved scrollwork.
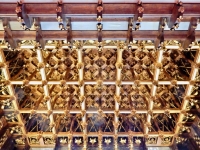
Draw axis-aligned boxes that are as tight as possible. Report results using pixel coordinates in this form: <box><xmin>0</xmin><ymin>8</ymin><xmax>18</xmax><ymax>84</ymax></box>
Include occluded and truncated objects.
<box><xmin>161</xmin><ymin>136</ymin><xmax>172</xmax><ymax>145</ymax></box>
<box><xmin>29</xmin><ymin>136</ymin><xmax>40</xmax><ymax>144</ymax></box>
<box><xmin>145</xmin><ymin>137</ymin><xmax>158</xmax><ymax>144</ymax></box>
<box><xmin>43</xmin><ymin>136</ymin><xmax>55</xmax><ymax>145</ymax></box>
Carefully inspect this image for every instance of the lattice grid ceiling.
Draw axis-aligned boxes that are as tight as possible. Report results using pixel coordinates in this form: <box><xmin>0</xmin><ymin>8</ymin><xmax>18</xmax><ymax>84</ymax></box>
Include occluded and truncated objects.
<box><xmin>0</xmin><ymin>39</ymin><xmax>199</xmax><ymax>149</ymax></box>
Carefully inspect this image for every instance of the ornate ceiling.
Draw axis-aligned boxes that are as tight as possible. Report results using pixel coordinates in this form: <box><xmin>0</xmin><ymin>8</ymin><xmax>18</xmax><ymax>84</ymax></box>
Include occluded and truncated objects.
<box><xmin>0</xmin><ymin>39</ymin><xmax>199</xmax><ymax>149</ymax></box>
<box><xmin>0</xmin><ymin>0</ymin><xmax>200</xmax><ymax>150</ymax></box>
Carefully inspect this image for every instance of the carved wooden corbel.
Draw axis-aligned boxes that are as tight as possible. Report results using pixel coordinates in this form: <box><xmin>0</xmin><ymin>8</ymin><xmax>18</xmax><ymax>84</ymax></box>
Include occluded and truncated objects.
<box><xmin>56</xmin><ymin>1</ymin><xmax>66</xmax><ymax>30</ymax></box>
<box><xmin>97</xmin><ymin>0</ymin><xmax>103</xmax><ymax>22</ymax></box>
<box><xmin>168</xmin><ymin>1</ymin><xmax>184</xmax><ymax>30</ymax></box>
<box><xmin>134</xmin><ymin>1</ymin><xmax>144</xmax><ymax>30</ymax></box>
<box><xmin>15</xmin><ymin>1</ymin><xmax>31</xmax><ymax>29</ymax></box>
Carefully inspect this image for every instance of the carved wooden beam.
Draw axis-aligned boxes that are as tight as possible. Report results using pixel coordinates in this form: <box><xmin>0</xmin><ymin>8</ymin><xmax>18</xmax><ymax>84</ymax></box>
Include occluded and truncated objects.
<box><xmin>167</xmin><ymin>1</ymin><xmax>184</xmax><ymax>30</ymax></box>
<box><xmin>3</xmin><ymin>30</ymin><xmax>200</xmax><ymax>41</ymax></box>
<box><xmin>183</xmin><ymin>17</ymin><xmax>198</xmax><ymax>50</ymax></box>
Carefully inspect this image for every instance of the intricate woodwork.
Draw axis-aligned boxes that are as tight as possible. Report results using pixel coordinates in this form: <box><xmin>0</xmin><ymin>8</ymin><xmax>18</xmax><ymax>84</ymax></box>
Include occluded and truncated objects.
<box><xmin>0</xmin><ymin>39</ymin><xmax>200</xmax><ymax>149</ymax></box>
<box><xmin>0</xmin><ymin>1</ymin><xmax>200</xmax><ymax>149</ymax></box>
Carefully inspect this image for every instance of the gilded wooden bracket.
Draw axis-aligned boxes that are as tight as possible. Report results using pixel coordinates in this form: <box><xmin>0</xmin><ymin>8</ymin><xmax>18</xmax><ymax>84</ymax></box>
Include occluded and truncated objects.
<box><xmin>97</xmin><ymin>0</ymin><xmax>103</xmax><ymax>22</ymax></box>
<box><xmin>134</xmin><ymin>1</ymin><xmax>144</xmax><ymax>30</ymax></box>
<box><xmin>168</xmin><ymin>1</ymin><xmax>184</xmax><ymax>30</ymax></box>
<box><xmin>15</xmin><ymin>1</ymin><xmax>31</xmax><ymax>29</ymax></box>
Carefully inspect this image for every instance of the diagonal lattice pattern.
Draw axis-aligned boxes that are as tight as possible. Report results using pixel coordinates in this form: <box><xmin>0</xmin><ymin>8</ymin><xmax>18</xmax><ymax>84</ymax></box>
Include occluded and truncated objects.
<box><xmin>0</xmin><ymin>40</ymin><xmax>199</xmax><ymax>149</ymax></box>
